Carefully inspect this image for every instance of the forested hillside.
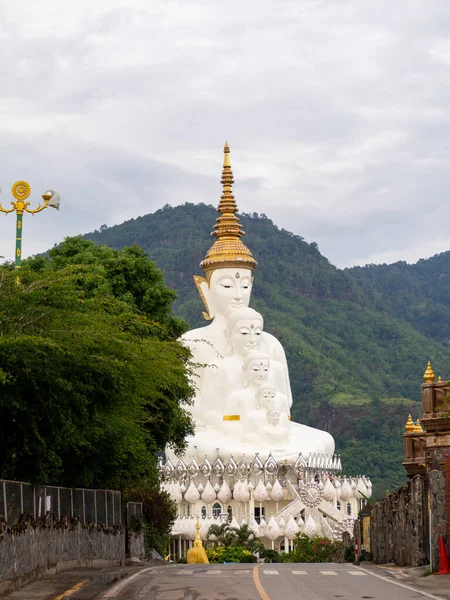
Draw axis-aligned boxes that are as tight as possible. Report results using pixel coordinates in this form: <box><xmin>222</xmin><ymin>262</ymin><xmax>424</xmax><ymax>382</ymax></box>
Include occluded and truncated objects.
<box><xmin>348</xmin><ymin>254</ymin><xmax>450</xmax><ymax>345</ymax></box>
<box><xmin>86</xmin><ymin>203</ymin><xmax>450</xmax><ymax>498</ymax></box>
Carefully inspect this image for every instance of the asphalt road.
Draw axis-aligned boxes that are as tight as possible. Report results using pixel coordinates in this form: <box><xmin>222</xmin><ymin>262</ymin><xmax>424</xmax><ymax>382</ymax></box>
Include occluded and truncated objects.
<box><xmin>96</xmin><ymin>563</ymin><xmax>449</xmax><ymax>600</ymax></box>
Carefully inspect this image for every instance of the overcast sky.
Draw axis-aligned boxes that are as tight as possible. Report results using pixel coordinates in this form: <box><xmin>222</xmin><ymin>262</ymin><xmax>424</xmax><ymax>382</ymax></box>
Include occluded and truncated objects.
<box><xmin>1</xmin><ymin>0</ymin><xmax>449</xmax><ymax>268</ymax></box>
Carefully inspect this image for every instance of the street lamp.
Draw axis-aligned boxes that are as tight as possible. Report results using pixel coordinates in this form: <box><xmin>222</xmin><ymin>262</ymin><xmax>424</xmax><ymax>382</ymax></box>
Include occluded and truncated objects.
<box><xmin>0</xmin><ymin>180</ymin><xmax>60</xmax><ymax>269</ymax></box>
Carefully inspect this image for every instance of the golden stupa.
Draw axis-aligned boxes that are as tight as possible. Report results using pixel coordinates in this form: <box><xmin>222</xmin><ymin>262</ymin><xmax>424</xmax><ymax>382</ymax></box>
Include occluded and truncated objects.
<box><xmin>186</xmin><ymin>521</ymin><xmax>209</xmax><ymax>564</ymax></box>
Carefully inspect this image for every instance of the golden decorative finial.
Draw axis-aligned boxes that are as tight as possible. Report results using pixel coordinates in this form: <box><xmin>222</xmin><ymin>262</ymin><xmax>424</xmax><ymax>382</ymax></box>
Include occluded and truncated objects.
<box><xmin>414</xmin><ymin>418</ymin><xmax>423</xmax><ymax>432</ymax></box>
<box><xmin>423</xmin><ymin>361</ymin><xmax>435</xmax><ymax>383</ymax></box>
<box><xmin>200</xmin><ymin>142</ymin><xmax>257</xmax><ymax>280</ymax></box>
<box><xmin>405</xmin><ymin>414</ymin><xmax>415</xmax><ymax>432</ymax></box>
<box><xmin>438</xmin><ymin>375</ymin><xmax>442</xmax><ymax>382</ymax></box>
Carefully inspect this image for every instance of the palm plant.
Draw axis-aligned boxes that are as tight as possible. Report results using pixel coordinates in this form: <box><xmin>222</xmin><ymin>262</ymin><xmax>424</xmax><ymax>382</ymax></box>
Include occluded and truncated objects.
<box><xmin>206</xmin><ymin>523</ymin><xmax>264</xmax><ymax>553</ymax></box>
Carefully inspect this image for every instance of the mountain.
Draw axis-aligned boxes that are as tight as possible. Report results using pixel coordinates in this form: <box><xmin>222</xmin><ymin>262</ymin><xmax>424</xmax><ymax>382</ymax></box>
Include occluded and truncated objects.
<box><xmin>347</xmin><ymin>254</ymin><xmax>450</xmax><ymax>346</ymax></box>
<box><xmin>85</xmin><ymin>203</ymin><xmax>450</xmax><ymax>498</ymax></box>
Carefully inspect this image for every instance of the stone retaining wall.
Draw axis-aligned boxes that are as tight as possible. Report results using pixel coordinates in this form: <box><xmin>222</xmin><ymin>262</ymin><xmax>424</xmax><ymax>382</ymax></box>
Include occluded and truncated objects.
<box><xmin>370</xmin><ymin>474</ymin><xmax>428</xmax><ymax>567</ymax></box>
<box><xmin>0</xmin><ymin>519</ymin><xmax>125</xmax><ymax>596</ymax></box>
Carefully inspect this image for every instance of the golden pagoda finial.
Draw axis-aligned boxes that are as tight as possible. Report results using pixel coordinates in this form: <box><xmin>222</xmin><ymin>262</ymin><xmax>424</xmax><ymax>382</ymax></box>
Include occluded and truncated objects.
<box><xmin>438</xmin><ymin>375</ymin><xmax>442</xmax><ymax>382</ymax></box>
<box><xmin>423</xmin><ymin>361</ymin><xmax>435</xmax><ymax>383</ymax></box>
<box><xmin>405</xmin><ymin>414</ymin><xmax>415</xmax><ymax>432</ymax></box>
<box><xmin>200</xmin><ymin>143</ymin><xmax>257</xmax><ymax>280</ymax></box>
<box><xmin>414</xmin><ymin>418</ymin><xmax>423</xmax><ymax>432</ymax></box>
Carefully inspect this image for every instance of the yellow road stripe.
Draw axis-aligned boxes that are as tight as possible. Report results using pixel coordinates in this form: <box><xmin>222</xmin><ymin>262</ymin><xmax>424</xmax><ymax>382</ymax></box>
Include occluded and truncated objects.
<box><xmin>53</xmin><ymin>579</ymin><xmax>89</xmax><ymax>600</ymax></box>
<box><xmin>252</xmin><ymin>564</ymin><xmax>272</xmax><ymax>600</ymax></box>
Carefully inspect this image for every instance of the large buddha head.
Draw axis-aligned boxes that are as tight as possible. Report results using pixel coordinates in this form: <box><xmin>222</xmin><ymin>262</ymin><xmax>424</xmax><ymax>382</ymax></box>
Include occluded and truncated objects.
<box><xmin>194</xmin><ymin>143</ymin><xmax>257</xmax><ymax>320</ymax></box>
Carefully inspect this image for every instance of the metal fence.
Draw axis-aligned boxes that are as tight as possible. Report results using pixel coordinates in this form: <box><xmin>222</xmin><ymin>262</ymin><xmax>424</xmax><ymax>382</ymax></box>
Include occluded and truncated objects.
<box><xmin>126</xmin><ymin>501</ymin><xmax>143</xmax><ymax>521</ymax></box>
<box><xmin>0</xmin><ymin>479</ymin><xmax>121</xmax><ymax>527</ymax></box>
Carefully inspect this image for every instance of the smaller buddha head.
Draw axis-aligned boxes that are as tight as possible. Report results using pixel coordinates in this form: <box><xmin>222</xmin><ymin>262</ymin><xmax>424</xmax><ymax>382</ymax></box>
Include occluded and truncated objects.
<box><xmin>243</xmin><ymin>351</ymin><xmax>270</xmax><ymax>387</ymax></box>
<box><xmin>226</xmin><ymin>308</ymin><xmax>264</xmax><ymax>357</ymax></box>
<box><xmin>256</xmin><ymin>383</ymin><xmax>276</xmax><ymax>408</ymax></box>
<box><xmin>266</xmin><ymin>408</ymin><xmax>281</xmax><ymax>426</ymax></box>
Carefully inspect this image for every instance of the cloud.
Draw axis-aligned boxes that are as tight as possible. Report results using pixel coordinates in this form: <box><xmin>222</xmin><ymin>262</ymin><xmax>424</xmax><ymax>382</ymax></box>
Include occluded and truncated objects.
<box><xmin>1</xmin><ymin>0</ymin><xmax>450</xmax><ymax>267</ymax></box>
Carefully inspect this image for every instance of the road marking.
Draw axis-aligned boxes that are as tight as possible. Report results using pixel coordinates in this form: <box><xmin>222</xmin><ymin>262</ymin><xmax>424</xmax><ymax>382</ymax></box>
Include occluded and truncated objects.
<box><xmin>54</xmin><ymin>579</ymin><xmax>89</xmax><ymax>599</ymax></box>
<box><xmin>102</xmin><ymin>567</ymin><xmax>158</xmax><ymax>598</ymax></box>
<box><xmin>177</xmin><ymin>569</ymin><xmax>193</xmax><ymax>574</ymax></box>
<box><xmin>263</xmin><ymin>570</ymin><xmax>279</xmax><ymax>575</ymax></box>
<box><xmin>320</xmin><ymin>571</ymin><xmax>337</xmax><ymax>575</ymax></box>
<box><xmin>234</xmin><ymin>570</ymin><xmax>251</xmax><ymax>574</ymax></box>
<box><xmin>206</xmin><ymin>570</ymin><xmax>222</xmax><ymax>574</ymax></box>
<box><xmin>253</xmin><ymin>565</ymin><xmax>272</xmax><ymax>600</ymax></box>
<box><xmin>347</xmin><ymin>571</ymin><xmax>366</xmax><ymax>576</ymax></box>
<box><xmin>292</xmin><ymin>570</ymin><xmax>308</xmax><ymax>575</ymax></box>
<box><xmin>353</xmin><ymin>566</ymin><xmax>446</xmax><ymax>600</ymax></box>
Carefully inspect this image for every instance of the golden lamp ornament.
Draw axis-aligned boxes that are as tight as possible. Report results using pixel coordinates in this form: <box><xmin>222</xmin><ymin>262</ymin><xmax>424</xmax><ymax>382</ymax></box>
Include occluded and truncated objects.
<box><xmin>0</xmin><ymin>181</ymin><xmax>60</xmax><ymax>270</ymax></box>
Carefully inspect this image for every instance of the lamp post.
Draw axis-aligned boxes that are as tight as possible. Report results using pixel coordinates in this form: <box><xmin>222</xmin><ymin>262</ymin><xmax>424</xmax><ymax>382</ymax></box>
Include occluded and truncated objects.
<box><xmin>0</xmin><ymin>180</ymin><xmax>60</xmax><ymax>269</ymax></box>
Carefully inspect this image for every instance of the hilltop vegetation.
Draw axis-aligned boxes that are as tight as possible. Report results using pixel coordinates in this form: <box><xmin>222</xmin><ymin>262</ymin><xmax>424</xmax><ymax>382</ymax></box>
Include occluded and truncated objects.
<box><xmin>86</xmin><ymin>203</ymin><xmax>450</xmax><ymax>498</ymax></box>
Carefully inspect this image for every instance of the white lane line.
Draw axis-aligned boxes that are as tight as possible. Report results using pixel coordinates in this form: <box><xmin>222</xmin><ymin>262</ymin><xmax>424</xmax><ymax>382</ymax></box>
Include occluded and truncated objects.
<box><xmin>102</xmin><ymin>567</ymin><xmax>158</xmax><ymax>598</ymax></box>
<box><xmin>320</xmin><ymin>571</ymin><xmax>337</xmax><ymax>575</ymax></box>
<box><xmin>205</xmin><ymin>570</ymin><xmax>222</xmax><ymax>574</ymax></box>
<box><xmin>234</xmin><ymin>570</ymin><xmax>251</xmax><ymax>574</ymax></box>
<box><xmin>347</xmin><ymin>571</ymin><xmax>366</xmax><ymax>576</ymax></box>
<box><xmin>177</xmin><ymin>570</ymin><xmax>193</xmax><ymax>574</ymax></box>
<box><xmin>352</xmin><ymin>566</ymin><xmax>446</xmax><ymax>600</ymax></box>
<box><xmin>263</xmin><ymin>570</ymin><xmax>279</xmax><ymax>575</ymax></box>
<box><xmin>292</xmin><ymin>571</ymin><xmax>308</xmax><ymax>575</ymax></box>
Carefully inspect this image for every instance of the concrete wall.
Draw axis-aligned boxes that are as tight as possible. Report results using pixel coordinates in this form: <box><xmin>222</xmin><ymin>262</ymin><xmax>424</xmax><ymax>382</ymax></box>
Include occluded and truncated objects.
<box><xmin>370</xmin><ymin>475</ymin><xmax>428</xmax><ymax>567</ymax></box>
<box><xmin>128</xmin><ymin>532</ymin><xmax>145</xmax><ymax>561</ymax></box>
<box><xmin>0</xmin><ymin>519</ymin><xmax>125</xmax><ymax>596</ymax></box>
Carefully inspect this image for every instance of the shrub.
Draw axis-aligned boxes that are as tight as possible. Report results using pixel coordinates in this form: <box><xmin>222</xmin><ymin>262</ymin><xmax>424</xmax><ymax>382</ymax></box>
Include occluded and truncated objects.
<box><xmin>262</xmin><ymin>549</ymin><xmax>282</xmax><ymax>563</ymax></box>
<box><xmin>206</xmin><ymin>546</ymin><xmax>254</xmax><ymax>563</ymax></box>
<box><xmin>285</xmin><ymin>534</ymin><xmax>342</xmax><ymax>563</ymax></box>
<box><xmin>240</xmin><ymin>553</ymin><xmax>258</xmax><ymax>563</ymax></box>
<box><xmin>177</xmin><ymin>557</ymin><xmax>187</xmax><ymax>564</ymax></box>
<box><xmin>344</xmin><ymin>544</ymin><xmax>355</xmax><ymax>562</ymax></box>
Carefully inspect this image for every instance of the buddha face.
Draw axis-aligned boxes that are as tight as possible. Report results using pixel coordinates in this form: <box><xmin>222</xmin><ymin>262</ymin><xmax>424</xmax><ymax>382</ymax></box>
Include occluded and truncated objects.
<box><xmin>244</xmin><ymin>357</ymin><xmax>269</xmax><ymax>387</ymax></box>
<box><xmin>267</xmin><ymin>409</ymin><xmax>281</xmax><ymax>426</ymax></box>
<box><xmin>203</xmin><ymin>268</ymin><xmax>253</xmax><ymax>319</ymax></box>
<box><xmin>257</xmin><ymin>386</ymin><xmax>276</xmax><ymax>408</ymax></box>
<box><xmin>231</xmin><ymin>319</ymin><xmax>263</xmax><ymax>357</ymax></box>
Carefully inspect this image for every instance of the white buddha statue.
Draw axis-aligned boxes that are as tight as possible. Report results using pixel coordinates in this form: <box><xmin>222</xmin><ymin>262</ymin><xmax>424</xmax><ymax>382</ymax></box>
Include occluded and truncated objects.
<box><xmin>166</xmin><ymin>143</ymin><xmax>334</xmax><ymax>464</ymax></box>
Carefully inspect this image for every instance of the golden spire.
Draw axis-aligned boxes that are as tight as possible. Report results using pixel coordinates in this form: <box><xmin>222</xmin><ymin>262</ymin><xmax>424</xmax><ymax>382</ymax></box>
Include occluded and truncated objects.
<box><xmin>405</xmin><ymin>414</ymin><xmax>415</xmax><ymax>432</ymax></box>
<box><xmin>423</xmin><ymin>361</ymin><xmax>436</xmax><ymax>383</ymax></box>
<box><xmin>200</xmin><ymin>142</ymin><xmax>257</xmax><ymax>279</ymax></box>
<box><xmin>194</xmin><ymin>520</ymin><xmax>203</xmax><ymax>548</ymax></box>
<box><xmin>438</xmin><ymin>375</ymin><xmax>442</xmax><ymax>382</ymax></box>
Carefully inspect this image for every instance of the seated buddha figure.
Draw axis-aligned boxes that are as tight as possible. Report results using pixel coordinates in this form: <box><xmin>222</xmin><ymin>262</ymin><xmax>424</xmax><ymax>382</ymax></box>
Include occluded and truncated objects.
<box><xmin>181</xmin><ymin>143</ymin><xmax>292</xmax><ymax>418</ymax></box>
<box><xmin>165</xmin><ymin>143</ymin><xmax>335</xmax><ymax>464</ymax></box>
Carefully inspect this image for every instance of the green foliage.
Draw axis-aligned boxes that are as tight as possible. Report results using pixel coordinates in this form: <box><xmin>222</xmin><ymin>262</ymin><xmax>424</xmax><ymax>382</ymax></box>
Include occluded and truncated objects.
<box><xmin>124</xmin><ymin>475</ymin><xmax>177</xmax><ymax>557</ymax></box>
<box><xmin>344</xmin><ymin>544</ymin><xmax>356</xmax><ymax>562</ymax></box>
<box><xmin>0</xmin><ymin>238</ymin><xmax>194</xmax><ymax>488</ymax></box>
<box><xmin>205</xmin><ymin>546</ymin><xmax>254</xmax><ymax>563</ymax></box>
<box><xmin>206</xmin><ymin>523</ymin><xmax>264</xmax><ymax>554</ymax></box>
<box><xmin>347</xmin><ymin>254</ymin><xmax>450</xmax><ymax>345</ymax></box>
<box><xmin>261</xmin><ymin>549</ymin><xmax>282</xmax><ymax>563</ymax></box>
<box><xmin>287</xmin><ymin>534</ymin><xmax>342</xmax><ymax>563</ymax></box>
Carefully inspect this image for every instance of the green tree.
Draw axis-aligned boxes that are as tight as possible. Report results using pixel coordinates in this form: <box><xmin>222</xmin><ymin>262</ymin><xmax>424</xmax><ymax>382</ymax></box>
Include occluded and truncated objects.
<box><xmin>0</xmin><ymin>239</ymin><xmax>194</xmax><ymax>488</ymax></box>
